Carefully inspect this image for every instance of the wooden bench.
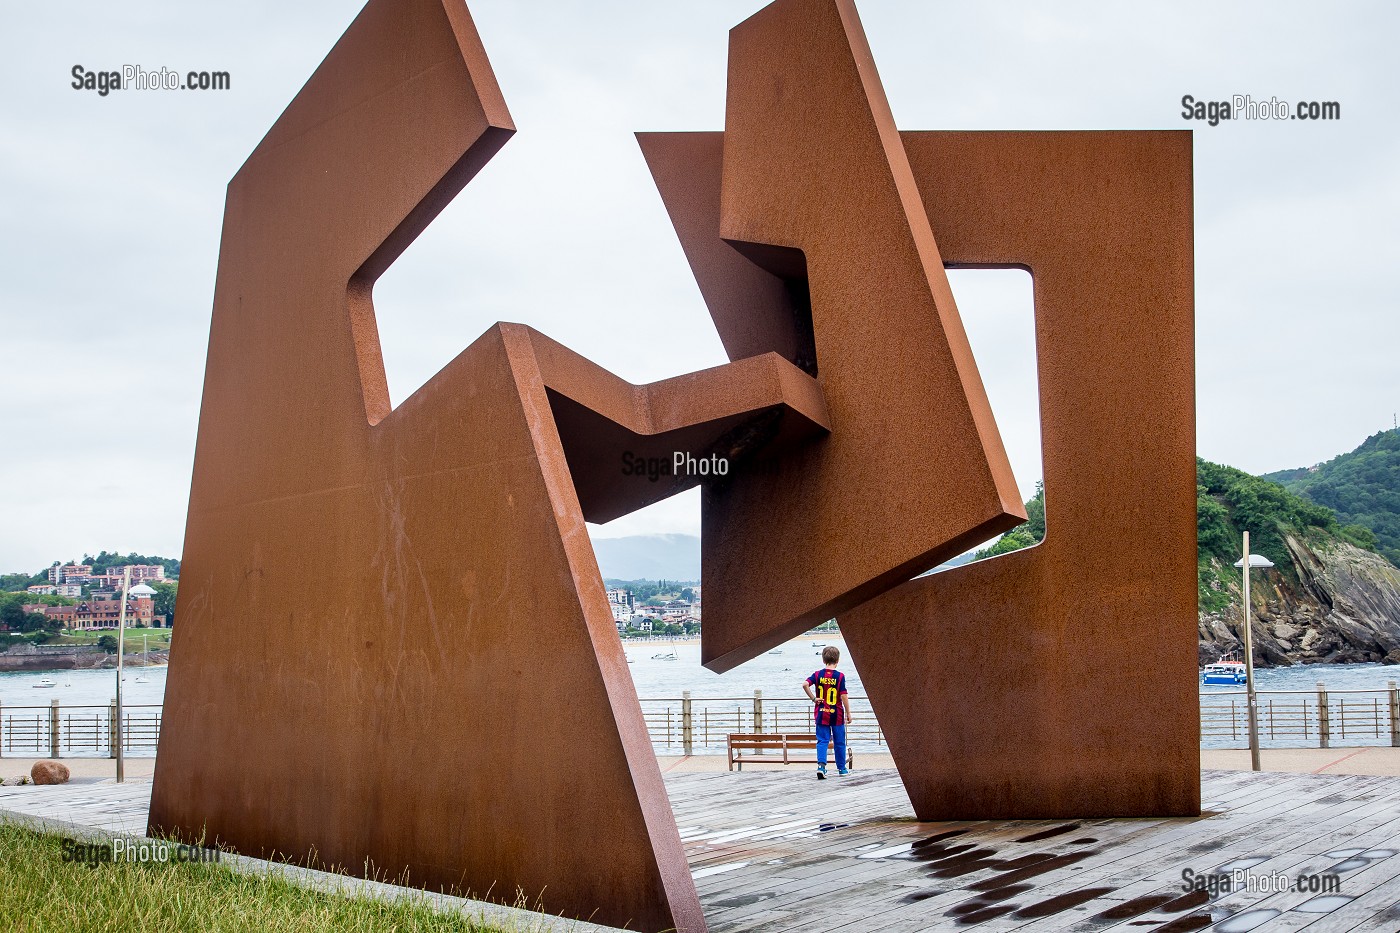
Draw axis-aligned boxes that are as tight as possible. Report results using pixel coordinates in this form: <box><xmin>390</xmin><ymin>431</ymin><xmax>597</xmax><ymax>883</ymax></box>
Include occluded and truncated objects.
<box><xmin>726</xmin><ymin>733</ymin><xmax>855</xmax><ymax>772</ymax></box>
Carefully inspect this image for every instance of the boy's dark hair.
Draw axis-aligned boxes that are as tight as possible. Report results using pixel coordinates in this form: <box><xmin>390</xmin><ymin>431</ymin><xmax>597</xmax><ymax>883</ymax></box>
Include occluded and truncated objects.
<box><xmin>822</xmin><ymin>645</ymin><xmax>840</xmax><ymax>666</ymax></box>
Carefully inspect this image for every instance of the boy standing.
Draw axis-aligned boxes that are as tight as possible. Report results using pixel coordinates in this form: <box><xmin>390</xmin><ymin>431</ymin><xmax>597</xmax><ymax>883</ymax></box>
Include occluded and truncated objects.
<box><xmin>803</xmin><ymin>645</ymin><xmax>852</xmax><ymax>779</ymax></box>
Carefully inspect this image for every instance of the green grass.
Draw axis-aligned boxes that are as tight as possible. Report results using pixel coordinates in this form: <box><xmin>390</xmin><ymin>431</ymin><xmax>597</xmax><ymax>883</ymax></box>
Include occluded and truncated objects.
<box><xmin>46</xmin><ymin>628</ymin><xmax>173</xmax><ymax>654</ymax></box>
<box><xmin>0</xmin><ymin>821</ymin><xmax>506</xmax><ymax>933</ymax></box>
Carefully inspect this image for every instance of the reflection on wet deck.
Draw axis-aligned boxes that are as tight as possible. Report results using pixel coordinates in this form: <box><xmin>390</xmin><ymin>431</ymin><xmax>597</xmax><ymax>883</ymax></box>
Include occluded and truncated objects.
<box><xmin>672</xmin><ymin>768</ymin><xmax>1400</xmax><ymax>932</ymax></box>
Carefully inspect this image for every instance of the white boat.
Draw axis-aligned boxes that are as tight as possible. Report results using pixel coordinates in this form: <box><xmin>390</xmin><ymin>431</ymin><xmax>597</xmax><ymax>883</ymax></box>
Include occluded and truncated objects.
<box><xmin>651</xmin><ymin>651</ymin><xmax>678</xmax><ymax>661</ymax></box>
<box><xmin>1201</xmin><ymin>661</ymin><xmax>1246</xmax><ymax>685</ymax></box>
<box><xmin>32</xmin><ymin>677</ymin><xmax>57</xmax><ymax>689</ymax></box>
<box><xmin>767</xmin><ymin>649</ymin><xmax>783</xmax><ymax>655</ymax></box>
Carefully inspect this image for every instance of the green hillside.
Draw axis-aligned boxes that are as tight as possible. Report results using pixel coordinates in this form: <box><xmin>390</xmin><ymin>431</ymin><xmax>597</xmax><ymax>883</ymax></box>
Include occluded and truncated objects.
<box><xmin>1263</xmin><ymin>428</ymin><xmax>1400</xmax><ymax>565</ymax></box>
<box><xmin>974</xmin><ymin>458</ymin><xmax>1388</xmax><ymax>613</ymax></box>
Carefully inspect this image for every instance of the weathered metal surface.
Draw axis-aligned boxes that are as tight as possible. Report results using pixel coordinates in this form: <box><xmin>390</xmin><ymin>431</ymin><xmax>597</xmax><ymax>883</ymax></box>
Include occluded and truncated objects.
<box><xmin>154</xmin><ymin>0</ymin><xmax>1197</xmax><ymax>929</ymax></box>
<box><xmin>147</xmin><ymin>1</ymin><xmax>823</xmax><ymax>930</ymax></box>
<box><xmin>641</xmin><ymin>0</ymin><xmax>1026</xmax><ymax>674</ymax></box>
<box><xmin>643</xmin><ymin>1</ymin><xmax>1198</xmax><ymax>819</ymax></box>
<box><xmin>840</xmin><ymin>130</ymin><xmax>1200</xmax><ymax>819</ymax></box>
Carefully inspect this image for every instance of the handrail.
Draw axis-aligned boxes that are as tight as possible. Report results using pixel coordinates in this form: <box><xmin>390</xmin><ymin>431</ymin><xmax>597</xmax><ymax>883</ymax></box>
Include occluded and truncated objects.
<box><xmin>3</xmin><ymin>682</ymin><xmax>1397</xmax><ymax>758</ymax></box>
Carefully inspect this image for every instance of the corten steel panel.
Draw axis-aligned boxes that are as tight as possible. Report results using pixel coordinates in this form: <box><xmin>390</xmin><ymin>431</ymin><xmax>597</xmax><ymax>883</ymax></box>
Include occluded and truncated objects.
<box><xmin>839</xmin><ymin>130</ymin><xmax>1200</xmax><ymax>819</ymax></box>
<box><xmin>147</xmin><ymin>0</ymin><xmax>831</xmax><ymax>929</ymax></box>
<box><xmin>640</xmin><ymin>0</ymin><xmax>1027</xmax><ymax>674</ymax></box>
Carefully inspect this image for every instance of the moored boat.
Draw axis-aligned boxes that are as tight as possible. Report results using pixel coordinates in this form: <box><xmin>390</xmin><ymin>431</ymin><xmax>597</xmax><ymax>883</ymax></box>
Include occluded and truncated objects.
<box><xmin>1201</xmin><ymin>661</ymin><xmax>1247</xmax><ymax>685</ymax></box>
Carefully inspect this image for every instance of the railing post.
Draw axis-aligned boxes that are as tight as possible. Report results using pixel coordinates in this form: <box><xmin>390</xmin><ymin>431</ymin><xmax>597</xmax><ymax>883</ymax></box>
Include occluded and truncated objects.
<box><xmin>0</xmin><ymin>699</ymin><xmax>4</xmax><ymax>759</ymax></box>
<box><xmin>108</xmin><ymin>700</ymin><xmax>118</xmax><ymax>759</ymax></box>
<box><xmin>754</xmin><ymin>690</ymin><xmax>764</xmax><ymax>733</ymax></box>
<box><xmin>1389</xmin><ymin>680</ymin><xmax>1399</xmax><ymax>748</ymax></box>
<box><xmin>1317</xmin><ymin>682</ymin><xmax>1330</xmax><ymax>749</ymax></box>
<box><xmin>49</xmin><ymin>699</ymin><xmax>60</xmax><ymax>759</ymax></box>
<box><xmin>681</xmin><ymin>691</ymin><xmax>693</xmax><ymax>756</ymax></box>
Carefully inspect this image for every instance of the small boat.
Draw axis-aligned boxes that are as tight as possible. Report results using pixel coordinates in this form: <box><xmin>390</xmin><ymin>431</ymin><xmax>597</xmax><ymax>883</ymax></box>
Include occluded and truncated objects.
<box><xmin>32</xmin><ymin>677</ymin><xmax>57</xmax><ymax>689</ymax></box>
<box><xmin>625</xmin><ymin>655</ymin><xmax>635</xmax><ymax>664</ymax></box>
<box><xmin>1201</xmin><ymin>661</ymin><xmax>1246</xmax><ymax>685</ymax></box>
<box><xmin>651</xmin><ymin>651</ymin><xmax>678</xmax><ymax>661</ymax></box>
<box><xmin>767</xmin><ymin>649</ymin><xmax>783</xmax><ymax>655</ymax></box>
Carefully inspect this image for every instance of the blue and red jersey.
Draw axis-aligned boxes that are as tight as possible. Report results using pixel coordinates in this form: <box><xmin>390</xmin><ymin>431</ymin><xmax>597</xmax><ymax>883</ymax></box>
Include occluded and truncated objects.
<box><xmin>806</xmin><ymin>667</ymin><xmax>848</xmax><ymax>726</ymax></box>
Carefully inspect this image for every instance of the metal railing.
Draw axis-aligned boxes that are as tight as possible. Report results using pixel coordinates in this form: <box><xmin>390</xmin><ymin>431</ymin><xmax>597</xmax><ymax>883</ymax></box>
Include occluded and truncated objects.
<box><xmin>640</xmin><ymin>692</ymin><xmax>886</xmax><ymax>754</ymax></box>
<box><xmin>3</xmin><ymin>680</ymin><xmax>1396</xmax><ymax>759</ymax></box>
<box><xmin>1200</xmin><ymin>681</ymin><xmax>1400</xmax><ymax>749</ymax></box>
<box><xmin>0</xmin><ymin>701</ymin><xmax>161</xmax><ymax>759</ymax></box>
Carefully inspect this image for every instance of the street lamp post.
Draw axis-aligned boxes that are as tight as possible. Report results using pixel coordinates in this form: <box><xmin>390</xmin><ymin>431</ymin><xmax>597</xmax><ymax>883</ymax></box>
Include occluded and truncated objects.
<box><xmin>115</xmin><ymin>567</ymin><xmax>130</xmax><ymax>783</ymax></box>
<box><xmin>1234</xmin><ymin>531</ymin><xmax>1275</xmax><ymax>772</ymax></box>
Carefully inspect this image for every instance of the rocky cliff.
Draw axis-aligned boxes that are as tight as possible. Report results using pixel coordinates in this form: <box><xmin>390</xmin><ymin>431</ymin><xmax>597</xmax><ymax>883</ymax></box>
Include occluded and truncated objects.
<box><xmin>1198</xmin><ymin>533</ymin><xmax>1400</xmax><ymax>666</ymax></box>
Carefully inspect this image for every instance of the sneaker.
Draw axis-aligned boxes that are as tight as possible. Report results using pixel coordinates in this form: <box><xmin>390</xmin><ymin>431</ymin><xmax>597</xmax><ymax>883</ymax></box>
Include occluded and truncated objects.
<box><xmin>816</xmin><ymin>769</ymin><xmax>827</xmax><ymax>780</ymax></box>
<box><xmin>838</xmin><ymin>770</ymin><xmax>850</xmax><ymax>776</ymax></box>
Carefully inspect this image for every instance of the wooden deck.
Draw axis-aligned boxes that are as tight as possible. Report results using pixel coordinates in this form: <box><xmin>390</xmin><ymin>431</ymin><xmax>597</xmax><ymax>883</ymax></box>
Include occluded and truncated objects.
<box><xmin>4</xmin><ymin>769</ymin><xmax>1400</xmax><ymax>931</ymax></box>
<box><xmin>674</xmin><ymin>768</ymin><xmax>1400</xmax><ymax>932</ymax></box>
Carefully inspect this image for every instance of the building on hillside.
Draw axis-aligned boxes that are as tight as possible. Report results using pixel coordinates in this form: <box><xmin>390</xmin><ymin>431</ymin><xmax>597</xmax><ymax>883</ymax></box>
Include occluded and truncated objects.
<box><xmin>47</xmin><ymin>563</ymin><xmax>92</xmax><ymax>585</ymax></box>
<box><xmin>93</xmin><ymin>565</ymin><xmax>167</xmax><ymax>587</ymax></box>
<box><xmin>26</xmin><ymin>584</ymin><xmax>82</xmax><ymax>598</ymax></box>
<box><xmin>23</xmin><ymin>596</ymin><xmax>166</xmax><ymax>630</ymax></box>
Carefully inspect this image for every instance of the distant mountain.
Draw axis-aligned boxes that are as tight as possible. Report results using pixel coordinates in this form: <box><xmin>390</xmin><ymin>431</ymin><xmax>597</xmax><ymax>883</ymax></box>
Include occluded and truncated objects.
<box><xmin>590</xmin><ymin>534</ymin><xmax>700</xmax><ymax>581</ymax></box>
<box><xmin>1263</xmin><ymin>428</ymin><xmax>1400</xmax><ymax>566</ymax></box>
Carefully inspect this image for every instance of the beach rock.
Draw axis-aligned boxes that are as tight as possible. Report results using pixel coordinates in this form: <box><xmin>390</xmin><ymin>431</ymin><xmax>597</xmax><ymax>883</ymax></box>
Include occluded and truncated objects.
<box><xmin>30</xmin><ymin>760</ymin><xmax>70</xmax><ymax>785</ymax></box>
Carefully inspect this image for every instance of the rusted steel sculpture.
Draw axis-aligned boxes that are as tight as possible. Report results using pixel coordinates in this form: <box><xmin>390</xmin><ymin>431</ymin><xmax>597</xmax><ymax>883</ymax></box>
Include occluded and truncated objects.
<box><xmin>640</xmin><ymin>0</ymin><xmax>1027</xmax><ymax>675</ymax></box>
<box><xmin>643</xmin><ymin>2</ymin><xmax>1198</xmax><ymax>817</ymax></box>
<box><xmin>835</xmin><ymin>130</ymin><xmax>1199</xmax><ymax>819</ymax></box>
<box><xmin>147</xmin><ymin>1</ymin><xmax>825</xmax><ymax>929</ymax></box>
<box><xmin>154</xmin><ymin>0</ymin><xmax>1196</xmax><ymax>929</ymax></box>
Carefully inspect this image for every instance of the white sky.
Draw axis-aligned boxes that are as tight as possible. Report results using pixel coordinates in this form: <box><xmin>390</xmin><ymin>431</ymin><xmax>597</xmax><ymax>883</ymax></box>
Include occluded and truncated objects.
<box><xmin>2</xmin><ymin>0</ymin><xmax>1396</xmax><ymax>572</ymax></box>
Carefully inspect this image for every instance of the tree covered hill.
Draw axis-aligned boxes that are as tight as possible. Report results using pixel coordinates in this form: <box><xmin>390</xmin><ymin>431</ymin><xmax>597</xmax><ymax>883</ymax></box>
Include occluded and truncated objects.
<box><xmin>976</xmin><ymin>459</ymin><xmax>1377</xmax><ymax>557</ymax></box>
<box><xmin>1</xmin><ymin>552</ymin><xmax>181</xmax><ymax>591</ymax></box>
<box><xmin>1263</xmin><ymin>428</ymin><xmax>1400</xmax><ymax>566</ymax></box>
<box><xmin>969</xmin><ymin>455</ymin><xmax>1400</xmax><ymax>664</ymax></box>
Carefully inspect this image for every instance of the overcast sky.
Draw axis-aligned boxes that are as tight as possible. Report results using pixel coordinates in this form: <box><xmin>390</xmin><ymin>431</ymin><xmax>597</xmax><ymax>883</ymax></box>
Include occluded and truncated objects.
<box><xmin>2</xmin><ymin>0</ymin><xmax>1396</xmax><ymax>574</ymax></box>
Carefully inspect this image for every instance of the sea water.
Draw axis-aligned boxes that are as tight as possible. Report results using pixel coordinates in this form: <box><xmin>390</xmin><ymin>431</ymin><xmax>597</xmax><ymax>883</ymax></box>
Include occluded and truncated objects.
<box><xmin>3</xmin><ymin>637</ymin><xmax>1395</xmax><ymax>709</ymax></box>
